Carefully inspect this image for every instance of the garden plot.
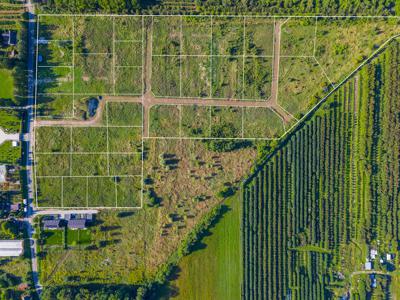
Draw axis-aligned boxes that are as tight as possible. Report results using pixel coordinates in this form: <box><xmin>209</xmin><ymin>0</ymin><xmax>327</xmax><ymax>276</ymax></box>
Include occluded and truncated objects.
<box><xmin>34</xmin><ymin>102</ymin><xmax>143</xmax><ymax>208</ymax></box>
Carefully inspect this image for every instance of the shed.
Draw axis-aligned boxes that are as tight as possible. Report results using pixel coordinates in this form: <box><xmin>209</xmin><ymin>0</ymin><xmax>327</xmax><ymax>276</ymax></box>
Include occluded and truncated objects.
<box><xmin>2</xmin><ymin>30</ymin><xmax>17</xmax><ymax>46</ymax></box>
<box><xmin>0</xmin><ymin>165</ymin><xmax>6</xmax><ymax>183</ymax></box>
<box><xmin>68</xmin><ymin>219</ymin><xmax>86</xmax><ymax>230</ymax></box>
<box><xmin>365</xmin><ymin>261</ymin><xmax>372</xmax><ymax>270</ymax></box>
<box><xmin>0</xmin><ymin>240</ymin><xmax>23</xmax><ymax>257</ymax></box>
<box><xmin>43</xmin><ymin>219</ymin><xmax>61</xmax><ymax>230</ymax></box>
<box><xmin>10</xmin><ymin>203</ymin><xmax>20</xmax><ymax>211</ymax></box>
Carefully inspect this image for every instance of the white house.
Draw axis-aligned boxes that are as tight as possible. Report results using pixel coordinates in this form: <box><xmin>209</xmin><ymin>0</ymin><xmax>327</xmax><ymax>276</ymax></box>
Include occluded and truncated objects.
<box><xmin>0</xmin><ymin>240</ymin><xmax>23</xmax><ymax>257</ymax></box>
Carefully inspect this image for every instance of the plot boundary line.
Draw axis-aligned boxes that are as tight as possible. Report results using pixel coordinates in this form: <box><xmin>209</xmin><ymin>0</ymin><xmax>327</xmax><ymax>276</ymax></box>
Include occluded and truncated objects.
<box><xmin>72</xmin><ymin>16</ymin><xmax>75</xmax><ymax>118</ymax></box>
<box><xmin>33</xmin><ymin>14</ymin><xmax>40</xmax><ymax>208</ymax></box>
<box><xmin>34</xmin><ymin>14</ymin><xmax>400</xmax><ymax>209</ymax></box>
<box><xmin>38</xmin><ymin>13</ymin><xmax>400</xmax><ymax>18</ymax></box>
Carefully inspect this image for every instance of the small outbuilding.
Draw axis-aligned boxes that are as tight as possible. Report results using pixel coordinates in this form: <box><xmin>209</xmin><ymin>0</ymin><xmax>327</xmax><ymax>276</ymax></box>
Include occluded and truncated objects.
<box><xmin>43</xmin><ymin>219</ymin><xmax>61</xmax><ymax>230</ymax></box>
<box><xmin>0</xmin><ymin>240</ymin><xmax>23</xmax><ymax>257</ymax></box>
<box><xmin>2</xmin><ymin>30</ymin><xmax>17</xmax><ymax>46</ymax></box>
<box><xmin>68</xmin><ymin>219</ymin><xmax>86</xmax><ymax>230</ymax></box>
<box><xmin>365</xmin><ymin>261</ymin><xmax>372</xmax><ymax>271</ymax></box>
<box><xmin>10</xmin><ymin>203</ymin><xmax>20</xmax><ymax>212</ymax></box>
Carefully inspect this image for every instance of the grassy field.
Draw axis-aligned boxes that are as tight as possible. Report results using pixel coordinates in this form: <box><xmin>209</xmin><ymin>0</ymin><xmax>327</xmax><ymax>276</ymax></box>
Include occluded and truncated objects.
<box><xmin>278</xmin><ymin>56</ymin><xmax>330</xmax><ymax>115</ymax></box>
<box><xmin>0</xmin><ymin>108</ymin><xmax>20</xmax><ymax>133</ymax></box>
<box><xmin>34</xmin><ymin>103</ymin><xmax>143</xmax><ymax>207</ymax></box>
<box><xmin>164</xmin><ymin>194</ymin><xmax>241</xmax><ymax>300</ymax></box>
<box><xmin>0</xmin><ymin>69</ymin><xmax>14</xmax><ymax>101</ymax></box>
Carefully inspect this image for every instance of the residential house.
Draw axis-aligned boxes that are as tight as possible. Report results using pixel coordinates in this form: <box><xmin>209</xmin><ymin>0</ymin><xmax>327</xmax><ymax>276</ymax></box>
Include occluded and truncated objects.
<box><xmin>68</xmin><ymin>219</ymin><xmax>86</xmax><ymax>230</ymax></box>
<box><xmin>43</xmin><ymin>219</ymin><xmax>61</xmax><ymax>230</ymax></box>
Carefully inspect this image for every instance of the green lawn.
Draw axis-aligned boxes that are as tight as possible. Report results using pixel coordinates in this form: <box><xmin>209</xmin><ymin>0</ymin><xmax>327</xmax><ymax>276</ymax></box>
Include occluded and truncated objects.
<box><xmin>0</xmin><ymin>69</ymin><xmax>14</xmax><ymax>101</ymax></box>
<box><xmin>43</xmin><ymin>229</ymin><xmax>63</xmax><ymax>245</ymax></box>
<box><xmin>166</xmin><ymin>194</ymin><xmax>242</xmax><ymax>300</ymax></box>
<box><xmin>67</xmin><ymin>229</ymin><xmax>91</xmax><ymax>246</ymax></box>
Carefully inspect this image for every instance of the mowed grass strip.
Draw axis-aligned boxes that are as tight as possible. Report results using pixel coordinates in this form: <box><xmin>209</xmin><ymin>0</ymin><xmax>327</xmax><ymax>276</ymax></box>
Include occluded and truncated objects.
<box><xmin>35</xmin><ymin>127</ymin><xmax>71</xmax><ymax>153</ymax></box>
<box><xmin>87</xmin><ymin>177</ymin><xmax>116</xmax><ymax>207</ymax></box>
<box><xmin>109</xmin><ymin>154</ymin><xmax>142</xmax><ymax>176</ymax></box>
<box><xmin>108</xmin><ymin>127</ymin><xmax>142</xmax><ymax>152</ymax></box>
<box><xmin>149</xmin><ymin>105</ymin><xmax>180</xmax><ymax>137</ymax></box>
<box><xmin>243</xmin><ymin>107</ymin><xmax>285</xmax><ymax>138</ymax></box>
<box><xmin>210</xmin><ymin>106</ymin><xmax>242</xmax><ymax>138</ymax></box>
<box><xmin>62</xmin><ymin>177</ymin><xmax>87</xmax><ymax>207</ymax></box>
<box><xmin>0</xmin><ymin>69</ymin><xmax>14</xmax><ymax>101</ymax></box>
<box><xmin>105</xmin><ymin>102</ymin><xmax>143</xmax><ymax>126</ymax></box>
<box><xmin>43</xmin><ymin>230</ymin><xmax>63</xmax><ymax>246</ymax></box>
<box><xmin>67</xmin><ymin>229</ymin><xmax>92</xmax><ymax>246</ymax></box>
<box><xmin>181</xmin><ymin>105</ymin><xmax>210</xmax><ymax>138</ymax></box>
<box><xmin>36</xmin><ymin>177</ymin><xmax>62</xmax><ymax>207</ymax></box>
<box><xmin>116</xmin><ymin>176</ymin><xmax>141</xmax><ymax>207</ymax></box>
<box><xmin>166</xmin><ymin>195</ymin><xmax>241</xmax><ymax>299</ymax></box>
<box><xmin>71</xmin><ymin>154</ymin><xmax>108</xmax><ymax>176</ymax></box>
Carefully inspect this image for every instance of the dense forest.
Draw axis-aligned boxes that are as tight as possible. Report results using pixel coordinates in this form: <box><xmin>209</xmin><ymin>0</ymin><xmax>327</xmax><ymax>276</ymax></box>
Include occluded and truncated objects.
<box><xmin>39</xmin><ymin>0</ymin><xmax>398</xmax><ymax>15</ymax></box>
<box><xmin>242</xmin><ymin>39</ymin><xmax>400</xmax><ymax>299</ymax></box>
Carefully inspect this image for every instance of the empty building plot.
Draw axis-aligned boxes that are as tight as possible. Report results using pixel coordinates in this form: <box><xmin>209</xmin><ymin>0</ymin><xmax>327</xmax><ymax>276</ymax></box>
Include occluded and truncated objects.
<box><xmin>244</xmin><ymin>17</ymin><xmax>274</xmax><ymax>56</ymax></box>
<box><xmin>280</xmin><ymin>17</ymin><xmax>316</xmax><ymax>57</ymax></box>
<box><xmin>149</xmin><ymin>105</ymin><xmax>180</xmax><ymax>137</ymax></box>
<box><xmin>278</xmin><ymin>57</ymin><xmax>330</xmax><ymax>115</ymax></box>
<box><xmin>181</xmin><ymin>105</ymin><xmax>211</xmax><ymax>138</ymax></box>
<box><xmin>210</xmin><ymin>106</ymin><xmax>242</xmax><ymax>138</ymax></box>
<box><xmin>34</xmin><ymin>102</ymin><xmax>143</xmax><ymax>208</ymax></box>
<box><xmin>242</xmin><ymin>107</ymin><xmax>285</xmax><ymax>138</ymax></box>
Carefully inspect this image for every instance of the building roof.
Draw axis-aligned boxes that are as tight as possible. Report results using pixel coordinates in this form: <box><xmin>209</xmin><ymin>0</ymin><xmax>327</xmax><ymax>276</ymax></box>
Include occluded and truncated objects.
<box><xmin>0</xmin><ymin>240</ymin><xmax>23</xmax><ymax>257</ymax></box>
<box><xmin>68</xmin><ymin>219</ymin><xmax>86</xmax><ymax>229</ymax></box>
<box><xmin>365</xmin><ymin>261</ymin><xmax>372</xmax><ymax>270</ymax></box>
<box><xmin>43</xmin><ymin>219</ymin><xmax>61</xmax><ymax>229</ymax></box>
<box><xmin>10</xmin><ymin>203</ymin><xmax>20</xmax><ymax>211</ymax></box>
<box><xmin>2</xmin><ymin>30</ymin><xmax>17</xmax><ymax>45</ymax></box>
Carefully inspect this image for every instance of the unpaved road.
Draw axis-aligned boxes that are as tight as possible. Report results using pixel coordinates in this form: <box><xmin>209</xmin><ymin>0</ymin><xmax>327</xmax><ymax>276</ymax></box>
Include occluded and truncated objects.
<box><xmin>35</xmin><ymin>17</ymin><xmax>293</xmax><ymax>136</ymax></box>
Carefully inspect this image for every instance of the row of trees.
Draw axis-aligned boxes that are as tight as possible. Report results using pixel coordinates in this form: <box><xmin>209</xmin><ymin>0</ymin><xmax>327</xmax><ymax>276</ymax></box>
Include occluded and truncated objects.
<box><xmin>40</xmin><ymin>0</ymin><xmax>398</xmax><ymax>15</ymax></box>
<box><xmin>242</xmin><ymin>40</ymin><xmax>400</xmax><ymax>298</ymax></box>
